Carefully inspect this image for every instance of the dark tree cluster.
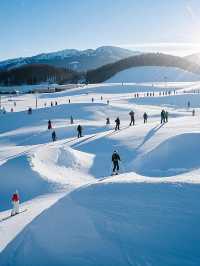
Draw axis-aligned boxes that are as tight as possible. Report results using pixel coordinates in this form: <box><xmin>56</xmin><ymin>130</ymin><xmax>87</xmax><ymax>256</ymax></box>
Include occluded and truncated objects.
<box><xmin>0</xmin><ymin>64</ymin><xmax>80</xmax><ymax>86</ymax></box>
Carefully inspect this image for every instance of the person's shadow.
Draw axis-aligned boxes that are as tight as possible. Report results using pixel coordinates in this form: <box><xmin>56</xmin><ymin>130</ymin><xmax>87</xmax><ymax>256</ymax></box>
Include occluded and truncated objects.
<box><xmin>136</xmin><ymin>123</ymin><xmax>164</xmax><ymax>151</ymax></box>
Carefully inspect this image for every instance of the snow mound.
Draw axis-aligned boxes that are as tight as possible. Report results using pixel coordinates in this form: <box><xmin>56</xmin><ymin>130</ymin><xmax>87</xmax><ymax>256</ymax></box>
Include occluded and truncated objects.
<box><xmin>1</xmin><ymin>180</ymin><xmax>200</xmax><ymax>266</ymax></box>
<box><xmin>31</xmin><ymin>144</ymin><xmax>94</xmax><ymax>185</ymax></box>
<box><xmin>0</xmin><ymin>144</ymin><xmax>94</xmax><ymax>211</ymax></box>
<box><xmin>133</xmin><ymin>133</ymin><xmax>200</xmax><ymax>177</ymax></box>
<box><xmin>105</xmin><ymin>66</ymin><xmax>200</xmax><ymax>83</ymax></box>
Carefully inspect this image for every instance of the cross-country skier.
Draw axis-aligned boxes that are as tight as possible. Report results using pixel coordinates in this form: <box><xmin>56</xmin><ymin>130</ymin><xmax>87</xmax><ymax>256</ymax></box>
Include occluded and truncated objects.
<box><xmin>112</xmin><ymin>150</ymin><xmax>121</xmax><ymax>174</ymax></box>
<box><xmin>143</xmin><ymin>112</ymin><xmax>148</xmax><ymax>123</ymax></box>
<box><xmin>27</xmin><ymin>107</ymin><xmax>32</xmax><ymax>115</ymax></box>
<box><xmin>161</xmin><ymin>110</ymin><xmax>165</xmax><ymax>124</ymax></box>
<box><xmin>129</xmin><ymin>110</ymin><xmax>135</xmax><ymax>126</ymax></box>
<box><xmin>48</xmin><ymin>120</ymin><xmax>52</xmax><ymax>130</ymax></box>
<box><xmin>165</xmin><ymin>111</ymin><xmax>169</xmax><ymax>122</ymax></box>
<box><xmin>115</xmin><ymin>117</ymin><xmax>120</xmax><ymax>131</ymax></box>
<box><xmin>11</xmin><ymin>190</ymin><xmax>20</xmax><ymax>216</ymax></box>
<box><xmin>77</xmin><ymin>125</ymin><xmax>82</xmax><ymax>138</ymax></box>
<box><xmin>52</xmin><ymin>130</ymin><xmax>56</xmax><ymax>142</ymax></box>
<box><xmin>106</xmin><ymin>117</ymin><xmax>110</xmax><ymax>125</ymax></box>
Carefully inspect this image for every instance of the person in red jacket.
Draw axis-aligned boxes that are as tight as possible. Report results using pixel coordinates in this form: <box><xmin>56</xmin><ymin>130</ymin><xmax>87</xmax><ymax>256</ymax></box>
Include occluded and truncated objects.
<box><xmin>11</xmin><ymin>190</ymin><xmax>20</xmax><ymax>216</ymax></box>
<box><xmin>48</xmin><ymin>120</ymin><xmax>52</xmax><ymax>130</ymax></box>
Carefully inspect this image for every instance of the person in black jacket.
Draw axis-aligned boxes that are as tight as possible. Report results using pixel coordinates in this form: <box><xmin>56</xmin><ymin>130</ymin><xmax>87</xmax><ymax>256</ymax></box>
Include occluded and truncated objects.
<box><xmin>129</xmin><ymin>110</ymin><xmax>135</xmax><ymax>126</ymax></box>
<box><xmin>77</xmin><ymin>125</ymin><xmax>82</xmax><ymax>138</ymax></box>
<box><xmin>112</xmin><ymin>151</ymin><xmax>121</xmax><ymax>173</ymax></box>
<box><xmin>52</xmin><ymin>130</ymin><xmax>57</xmax><ymax>142</ymax></box>
<box><xmin>115</xmin><ymin>117</ymin><xmax>120</xmax><ymax>131</ymax></box>
<box><xmin>161</xmin><ymin>110</ymin><xmax>165</xmax><ymax>124</ymax></box>
<box><xmin>143</xmin><ymin>112</ymin><xmax>148</xmax><ymax>123</ymax></box>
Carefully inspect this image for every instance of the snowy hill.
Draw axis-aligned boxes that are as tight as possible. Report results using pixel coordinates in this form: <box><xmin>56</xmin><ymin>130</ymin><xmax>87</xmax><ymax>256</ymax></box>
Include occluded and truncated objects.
<box><xmin>86</xmin><ymin>53</ymin><xmax>200</xmax><ymax>83</ymax></box>
<box><xmin>105</xmin><ymin>66</ymin><xmax>200</xmax><ymax>83</ymax></box>
<box><xmin>2</xmin><ymin>177</ymin><xmax>199</xmax><ymax>266</ymax></box>
<box><xmin>0</xmin><ymin>46</ymin><xmax>139</xmax><ymax>72</ymax></box>
<box><xmin>1</xmin><ymin>81</ymin><xmax>200</xmax><ymax>265</ymax></box>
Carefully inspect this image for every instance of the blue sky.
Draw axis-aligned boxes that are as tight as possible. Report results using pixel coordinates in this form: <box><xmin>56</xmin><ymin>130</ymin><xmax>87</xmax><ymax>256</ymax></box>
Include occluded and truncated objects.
<box><xmin>1</xmin><ymin>0</ymin><xmax>200</xmax><ymax>60</ymax></box>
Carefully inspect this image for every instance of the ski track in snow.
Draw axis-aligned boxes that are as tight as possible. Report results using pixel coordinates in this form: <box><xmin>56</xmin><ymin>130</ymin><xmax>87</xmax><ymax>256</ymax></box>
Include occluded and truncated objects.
<box><xmin>1</xmin><ymin>80</ymin><xmax>200</xmax><ymax>265</ymax></box>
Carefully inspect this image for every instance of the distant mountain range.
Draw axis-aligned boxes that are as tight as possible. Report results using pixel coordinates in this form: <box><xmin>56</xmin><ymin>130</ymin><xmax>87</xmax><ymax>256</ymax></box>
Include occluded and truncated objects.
<box><xmin>1</xmin><ymin>47</ymin><xmax>200</xmax><ymax>86</ymax></box>
<box><xmin>0</xmin><ymin>46</ymin><xmax>139</xmax><ymax>72</ymax></box>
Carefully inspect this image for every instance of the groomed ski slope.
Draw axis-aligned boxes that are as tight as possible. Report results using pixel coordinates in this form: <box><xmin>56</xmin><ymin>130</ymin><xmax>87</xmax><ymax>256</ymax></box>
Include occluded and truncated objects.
<box><xmin>1</xmin><ymin>78</ymin><xmax>200</xmax><ymax>265</ymax></box>
<box><xmin>105</xmin><ymin>66</ymin><xmax>200</xmax><ymax>83</ymax></box>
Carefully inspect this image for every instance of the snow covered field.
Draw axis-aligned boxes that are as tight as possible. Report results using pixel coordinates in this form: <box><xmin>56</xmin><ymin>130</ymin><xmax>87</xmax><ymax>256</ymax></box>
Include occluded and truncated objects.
<box><xmin>1</xmin><ymin>78</ymin><xmax>200</xmax><ymax>265</ymax></box>
<box><xmin>105</xmin><ymin>66</ymin><xmax>200</xmax><ymax>83</ymax></box>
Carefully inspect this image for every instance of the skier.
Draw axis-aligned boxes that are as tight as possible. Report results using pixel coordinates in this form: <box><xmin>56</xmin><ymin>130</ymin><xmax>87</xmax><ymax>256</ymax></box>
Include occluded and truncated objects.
<box><xmin>187</xmin><ymin>101</ymin><xmax>190</xmax><ymax>109</ymax></box>
<box><xmin>69</xmin><ymin>99</ymin><xmax>71</xmax><ymax>103</ymax></box>
<box><xmin>55</xmin><ymin>101</ymin><xmax>58</xmax><ymax>106</ymax></box>
<box><xmin>106</xmin><ymin>117</ymin><xmax>110</xmax><ymax>125</ymax></box>
<box><xmin>115</xmin><ymin>117</ymin><xmax>120</xmax><ymax>131</ymax></box>
<box><xmin>101</xmin><ymin>96</ymin><xmax>103</xmax><ymax>100</ymax></box>
<box><xmin>51</xmin><ymin>101</ymin><xmax>53</xmax><ymax>107</ymax></box>
<box><xmin>70</xmin><ymin>116</ymin><xmax>74</xmax><ymax>124</ymax></box>
<box><xmin>27</xmin><ymin>107</ymin><xmax>32</xmax><ymax>115</ymax></box>
<box><xmin>129</xmin><ymin>110</ymin><xmax>135</xmax><ymax>126</ymax></box>
<box><xmin>165</xmin><ymin>111</ymin><xmax>169</xmax><ymax>122</ymax></box>
<box><xmin>161</xmin><ymin>110</ymin><xmax>165</xmax><ymax>124</ymax></box>
<box><xmin>77</xmin><ymin>125</ymin><xmax>82</xmax><ymax>138</ymax></box>
<box><xmin>143</xmin><ymin>112</ymin><xmax>148</xmax><ymax>123</ymax></box>
<box><xmin>112</xmin><ymin>150</ymin><xmax>121</xmax><ymax>174</ymax></box>
<box><xmin>52</xmin><ymin>130</ymin><xmax>57</xmax><ymax>142</ymax></box>
<box><xmin>92</xmin><ymin>97</ymin><xmax>94</xmax><ymax>103</ymax></box>
<box><xmin>192</xmin><ymin>109</ymin><xmax>195</xmax><ymax>116</ymax></box>
<box><xmin>107</xmin><ymin>100</ymin><xmax>109</xmax><ymax>105</ymax></box>
<box><xmin>48</xmin><ymin>120</ymin><xmax>52</xmax><ymax>130</ymax></box>
<box><xmin>11</xmin><ymin>190</ymin><xmax>20</xmax><ymax>216</ymax></box>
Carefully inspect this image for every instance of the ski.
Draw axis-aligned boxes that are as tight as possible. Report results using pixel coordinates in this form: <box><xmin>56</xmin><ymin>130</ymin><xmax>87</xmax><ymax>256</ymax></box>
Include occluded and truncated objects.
<box><xmin>0</xmin><ymin>209</ymin><xmax>28</xmax><ymax>222</ymax></box>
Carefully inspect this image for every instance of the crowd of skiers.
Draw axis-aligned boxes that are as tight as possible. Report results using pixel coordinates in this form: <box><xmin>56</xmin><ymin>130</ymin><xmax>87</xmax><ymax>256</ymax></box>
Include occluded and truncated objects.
<box><xmin>46</xmin><ymin>107</ymin><xmax>171</xmax><ymax>142</ymax></box>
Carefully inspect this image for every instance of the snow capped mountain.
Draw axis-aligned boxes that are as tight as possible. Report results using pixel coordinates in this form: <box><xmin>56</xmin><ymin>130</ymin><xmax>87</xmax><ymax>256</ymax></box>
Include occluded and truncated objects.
<box><xmin>0</xmin><ymin>46</ymin><xmax>140</xmax><ymax>72</ymax></box>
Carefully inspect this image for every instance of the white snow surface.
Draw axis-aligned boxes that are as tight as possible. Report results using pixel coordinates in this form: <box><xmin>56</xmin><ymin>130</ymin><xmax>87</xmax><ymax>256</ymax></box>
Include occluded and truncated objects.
<box><xmin>1</xmin><ymin>81</ymin><xmax>200</xmax><ymax>265</ymax></box>
<box><xmin>105</xmin><ymin>66</ymin><xmax>200</xmax><ymax>83</ymax></box>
